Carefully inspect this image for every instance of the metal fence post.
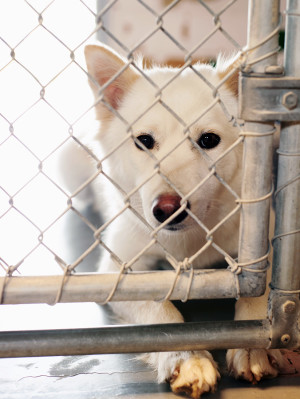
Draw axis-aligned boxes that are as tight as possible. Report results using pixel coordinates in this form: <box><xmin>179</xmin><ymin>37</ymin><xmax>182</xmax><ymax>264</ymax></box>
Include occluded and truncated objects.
<box><xmin>238</xmin><ymin>0</ymin><xmax>280</xmax><ymax>294</ymax></box>
<box><xmin>269</xmin><ymin>0</ymin><xmax>300</xmax><ymax>349</ymax></box>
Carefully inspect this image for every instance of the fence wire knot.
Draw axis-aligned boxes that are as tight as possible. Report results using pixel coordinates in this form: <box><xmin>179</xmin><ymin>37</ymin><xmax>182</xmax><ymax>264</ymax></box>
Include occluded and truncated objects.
<box><xmin>99</xmin><ymin>261</ymin><xmax>128</xmax><ymax>305</ymax></box>
<box><xmin>225</xmin><ymin>257</ymin><xmax>242</xmax><ymax>299</ymax></box>
<box><xmin>225</xmin><ymin>256</ymin><xmax>242</xmax><ymax>275</ymax></box>
<box><xmin>180</xmin><ymin>257</ymin><xmax>192</xmax><ymax>272</ymax></box>
<box><xmin>180</xmin><ymin>258</ymin><xmax>194</xmax><ymax>303</ymax></box>
<box><xmin>163</xmin><ymin>256</ymin><xmax>194</xmax><ymax>302</ymax></box>
<box><xmin>52</xmin><ymin>265</ymin><xmax>73</xmax><ymax>306</ymax></box>
<box><xmin>0</xmin><ymin>265</ymin><xmax>17</xmax><ymax>304</ymax></box>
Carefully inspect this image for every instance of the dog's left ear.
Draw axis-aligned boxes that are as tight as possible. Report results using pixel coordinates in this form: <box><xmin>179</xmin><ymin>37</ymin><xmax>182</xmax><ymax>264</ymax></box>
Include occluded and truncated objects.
<box><xmin>85</xmin><ymin>44</ymin><xmax>139</xmax><ymax>120</ymax></box>
<box><xmin>216</xmin><ymin>54</ymin><xmax>241</xmax><ymax>97</ymax></box>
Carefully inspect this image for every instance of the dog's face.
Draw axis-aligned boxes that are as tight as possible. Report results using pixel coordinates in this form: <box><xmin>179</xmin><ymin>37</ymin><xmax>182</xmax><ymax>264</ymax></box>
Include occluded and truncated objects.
<box><xmin>85</xmin><ymin>44</ymin><xmax>242</xmax><ymax>236</ymax></box>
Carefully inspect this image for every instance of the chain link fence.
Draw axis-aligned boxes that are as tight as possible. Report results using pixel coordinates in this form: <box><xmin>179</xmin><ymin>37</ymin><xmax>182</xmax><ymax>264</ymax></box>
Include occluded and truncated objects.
<box><xmin>0</xmin><ymin>0</ymin><xmax>299</xmax><ymax>357</ymax></box>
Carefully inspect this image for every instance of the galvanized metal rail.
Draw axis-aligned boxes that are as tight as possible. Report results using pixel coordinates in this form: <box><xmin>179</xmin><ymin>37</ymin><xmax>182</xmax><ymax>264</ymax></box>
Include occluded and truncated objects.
<box><xmin>0</xmin><ymin>320</ymin><xmax>271</xmax><ymax>358</ymax></box>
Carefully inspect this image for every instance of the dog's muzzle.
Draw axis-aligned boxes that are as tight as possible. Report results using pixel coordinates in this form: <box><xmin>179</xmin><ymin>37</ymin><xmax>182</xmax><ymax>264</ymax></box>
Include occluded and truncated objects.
<box><xmin>152</xmin><ymin>194</ymin><xmax>190</xmax><ymax>228</ymax></box>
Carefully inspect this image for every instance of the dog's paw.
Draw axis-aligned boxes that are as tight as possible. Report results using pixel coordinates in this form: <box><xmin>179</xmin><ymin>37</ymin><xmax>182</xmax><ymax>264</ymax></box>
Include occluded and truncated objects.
<box><xmin>145</xmin><ymin>351</ymin><xmax>219</xmax><ymax>399</ymax></box>
<box><xmin>226</xmin><ymin>348</ymin><xmax>284</xmax><ymax>383</ymax></box>
<box><xmin>170</xmin><ymin>354</ymin><xmax>220</xmax><ymax>398</ymax></box>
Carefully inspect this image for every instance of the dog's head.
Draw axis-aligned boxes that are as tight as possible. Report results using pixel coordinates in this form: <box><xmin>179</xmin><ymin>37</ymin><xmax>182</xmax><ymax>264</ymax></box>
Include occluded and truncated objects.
<box><xmin>85</xmin><ymin>44</ymin><xmax>242</xmax><ymax>238</ymax></box>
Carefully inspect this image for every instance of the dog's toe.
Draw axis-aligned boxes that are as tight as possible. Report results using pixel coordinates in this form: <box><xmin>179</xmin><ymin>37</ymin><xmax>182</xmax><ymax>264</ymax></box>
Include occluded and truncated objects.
<box><xmin>226</xmin><ymin>348</ymin><xmax>284</xmax><ymax>383</ymax></box>
<box><xmin>169</xmin><ymin>353</ymin><xmax>220</xmax><ymax>399</ymax></box>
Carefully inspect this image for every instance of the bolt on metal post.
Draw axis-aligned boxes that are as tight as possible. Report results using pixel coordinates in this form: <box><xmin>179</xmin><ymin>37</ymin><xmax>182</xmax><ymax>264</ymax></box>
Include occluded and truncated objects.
<box><xmin>282</xmin><ymin>91</ymin><xmax>298</xmax><ymax>110</ymax></box>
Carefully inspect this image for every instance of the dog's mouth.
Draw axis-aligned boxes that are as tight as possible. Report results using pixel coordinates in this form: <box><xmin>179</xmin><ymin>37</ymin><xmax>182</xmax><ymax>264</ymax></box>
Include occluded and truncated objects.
<box><xmin>158</xmin><ymin>212</ymin><xmax>189</xmax><ymax>231</ymax></box>
<box><xmin>163</xmin><ymin>223</ymin><xmax>187</xmax><ymax>232</ymax></box>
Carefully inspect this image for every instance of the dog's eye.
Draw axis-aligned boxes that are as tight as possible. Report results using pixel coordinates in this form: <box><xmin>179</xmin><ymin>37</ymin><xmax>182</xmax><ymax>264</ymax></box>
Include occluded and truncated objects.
<box><xmin>135</xmin><ymin>134</ymin><xmax>155</xmax><ymax>151</ymax></box>
<box><xmin>197</xmin><ymin>132</ymin><xmax>220</xmax><ymax>150</ymax></box>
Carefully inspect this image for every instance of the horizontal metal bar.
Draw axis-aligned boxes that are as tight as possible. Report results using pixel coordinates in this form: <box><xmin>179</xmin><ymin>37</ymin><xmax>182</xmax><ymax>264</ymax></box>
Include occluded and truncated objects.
<box><xmin>0</xmin><ymin>320</ymin><xmax>271</xmax><ymax>358</ymax></box>
<box><xmin>0</xmin><ymin>269</ymin><xmax>265</xmax><ymax>305</ymax></box>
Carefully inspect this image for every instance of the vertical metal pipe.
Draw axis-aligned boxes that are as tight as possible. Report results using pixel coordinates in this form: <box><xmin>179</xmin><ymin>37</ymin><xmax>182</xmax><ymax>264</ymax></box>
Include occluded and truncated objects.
<box><xmin>238</xmin><ymin>1</ymin><xmax>280</xmax><ymax>290</ymax></box>
<box><xmin>268</xmin><ymin>0</ymin><xmax>300</xmax><ymax>350</ymax></box>
<box><xmin>96</xmin><ymin>0</ymin><xmax>110</xmax><ymax>44</ymax></box>
<box><xmin>246</xmin><ymin>0</ymin><xmax>280</xmax><ymax>72</ymax></box>
<box><xmin>272</xmin><ymin>0</ymin><xmax>300</xmax><ymax>292</ymax></box>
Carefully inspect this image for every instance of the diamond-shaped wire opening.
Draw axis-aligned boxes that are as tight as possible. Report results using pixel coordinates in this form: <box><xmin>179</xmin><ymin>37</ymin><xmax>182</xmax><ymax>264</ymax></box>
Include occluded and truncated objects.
<box><xmin>0</xmin><ymin>207</ymin><xmax>40</xmax><ymax>269</ymax></box>
<box><xmin>0</xmin><ymin>1</ymin><xmax>38</xmax><ymax>48</ymax></box>
<box><xmin>12</xmin><ymin>173</ymin><xmax>68</xmax><ymax>231</ymax></box>
<box><xmin>41</xmin><ymin>0</ymin><xmax>97</xmax><ymax>49</ymax></box>
<box><xmin>41</xmin><ymin>205</ymin><xmax>101</xmax><ymax>271</ymax></box>
<box><xmin>16</xmin><ymin>244</ymin><xmax>63</xmax><ymax>276</ymax></box>
<box><xmin>45</xmin><ymin>62</ymin><xmax>94</xmax><ymax>123</ymax></box>
<box><xmin>0</xmin><ymin>61</ymin><xmax>42</xmax><ymax>122</ymax></box>
<box><xmin>0</xmin><ymin>135</ymin><xmax>40</xmax><ymax>195</ymax></box>
<box><xmin>15</xmin><ymin>27</ymin><xmax>72</xmax><ymax>86</ymax></box>
<box><xmin>13</xmin><ymin>101</ymin><xmax>70</xmax><ymax>160</ymax></box>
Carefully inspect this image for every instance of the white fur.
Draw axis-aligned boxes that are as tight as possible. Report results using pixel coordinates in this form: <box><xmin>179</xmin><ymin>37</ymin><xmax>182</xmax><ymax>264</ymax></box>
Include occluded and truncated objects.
<box><xmin>65</xmin><ymin>43</ymin><xmax>283</xmax><ymax>398</ymax></box>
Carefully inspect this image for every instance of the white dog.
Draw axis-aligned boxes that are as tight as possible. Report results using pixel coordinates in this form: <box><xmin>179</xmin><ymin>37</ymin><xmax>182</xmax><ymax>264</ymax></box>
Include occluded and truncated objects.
<box><xmin>68</xmin><ymin>43</ymin><xmax>283</xmax><ymax>398</ymax></box>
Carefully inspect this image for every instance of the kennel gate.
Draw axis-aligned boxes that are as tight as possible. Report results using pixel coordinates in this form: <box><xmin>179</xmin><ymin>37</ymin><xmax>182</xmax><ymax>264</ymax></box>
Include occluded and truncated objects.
<box><xmin>0</xmin><ymin>0</ymin><xmax>299</xmax><ymax>357</ymax></box>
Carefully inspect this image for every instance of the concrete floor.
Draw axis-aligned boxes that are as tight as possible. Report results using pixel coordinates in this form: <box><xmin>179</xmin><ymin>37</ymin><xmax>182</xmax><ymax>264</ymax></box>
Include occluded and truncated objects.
<box><xmin>1</xmin><ymin>352</ymin><xmax>300</xmax><ymax>399</ymax></box>
<box><xmin>1</xmin><ymin>206</ymin><xmax>299</xmax><ymax>399</ymax></box>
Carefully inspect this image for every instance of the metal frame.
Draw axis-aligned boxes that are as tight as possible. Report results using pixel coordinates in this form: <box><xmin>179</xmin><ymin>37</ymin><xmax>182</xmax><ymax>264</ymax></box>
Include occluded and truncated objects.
<box><xmin>0</xmin><ymin>0</ymin><xmax>299</xmax><ymax>357</ymax></box>
<box><xmin>0</xmin><ymin>269</ymin><xmax>258</xmax><ymax>306</ymax></box>
<box><xmin>268</xmin><ymin>0</ymin><xmax>300</xmax><ymax>350</ymax></box>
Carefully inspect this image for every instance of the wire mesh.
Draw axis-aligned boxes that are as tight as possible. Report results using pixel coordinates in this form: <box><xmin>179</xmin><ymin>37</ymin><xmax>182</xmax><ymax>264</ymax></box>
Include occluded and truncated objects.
<box><xmin>0</xmin><ymin>0</ymin><xmax>293</xmax><ymax>312</ymax></box>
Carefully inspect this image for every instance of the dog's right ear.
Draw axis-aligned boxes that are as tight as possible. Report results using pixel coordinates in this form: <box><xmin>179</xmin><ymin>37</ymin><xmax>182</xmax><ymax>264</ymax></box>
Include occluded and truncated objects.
<box><xmin>85</xmin><ymin>44</ymin><xmax>139</xmax><ymax>121</ymax></box>
<box><xmin>216</xmin><ymin>54</ymin><xmax>241</xmax><ymax>97</ymax></box>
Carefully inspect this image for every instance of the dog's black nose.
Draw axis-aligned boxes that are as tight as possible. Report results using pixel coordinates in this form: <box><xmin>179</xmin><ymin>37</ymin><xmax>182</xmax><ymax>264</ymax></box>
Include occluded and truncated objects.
<box><xmin>152</xmin><ymin>194</ymin><xmax>190</xmax><ymax>225</ymax></box>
